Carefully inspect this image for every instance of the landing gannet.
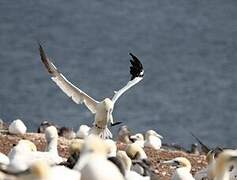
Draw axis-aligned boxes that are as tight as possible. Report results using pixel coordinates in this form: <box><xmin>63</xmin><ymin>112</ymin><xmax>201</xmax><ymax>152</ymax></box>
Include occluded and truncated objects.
<box><xmin>144</xmin><ymin>130</ymin><xmax>163</xmax><ymax>150</ymax></box>
<box><xmin>130</xmin><ymin>133</ymin><xmax>144</xmax><ymax>148</ymax></box>
<box><xmin>163</xmin><ymin>157</ymin><xmax>195</xmax><ymax>180</ymax></box>
<box><xmin>8</xmin><ymin>119</ymin><xmax>27</xmax><ymax>135</ymax></box>
<box><xmin>39</xmin><ymin>44</ymin><xmax>144</xmax><ymax>139</ymax></box>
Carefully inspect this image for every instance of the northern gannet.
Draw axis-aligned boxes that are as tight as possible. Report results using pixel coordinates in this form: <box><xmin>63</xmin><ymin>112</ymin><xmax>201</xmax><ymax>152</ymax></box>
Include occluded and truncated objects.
<box><xmin>24</xmin><ymin>161</ymin><xmax>81</xmax><ymax>180</ymax></box>
<box><xmin>212</xmin><ymin>150</ymin><xmax>237</xmax><ymax>180</ymax></box>
<box><xmin>39</xmin><ymin>44</ymin><xmax>144</xmax><ymax>139</ymax></box>
<box><xmin>8</xmin><ymin>119</ymin><xmax>27</xmax><ymax>135</ymax></box>
<box><xmin>76</xmin><ymin>125</ymin><xmax>91</xmax><ymax>139</ymax></box>
<box><xmin>144</xmin><ymin>130</ymin><xmax>163</xmax><ymax>150</ymax></box>
<box><xmin>7</xmin><ymin>140</ymin><xmax>38</xmax><ymax>172</ymax></box>
<box><xmin>163</xmin><ymin>157</ymin><xmax>195</xmax><ymax>180</ymax></box>
<box><xmin>126</xmin><ymin>143</ymin><xmax>147</xmax><ymax>160</ymax></box>
<box><xmin>116</xmin><ymin>150</ymin><xmax>150</xmax><ymax>180</ymax></box>
<box><xmin>194</xmin><ymin>149</ymin><xmax>217</xmax><ymax>180</ymax></box>
<box><xmin>7</xmin><ymin>127</ymin><xmax>62</xmax><ymax>172</ymax></box>
<box><xmin>60</xmin><ymin>139</ymin><xmax>84</xmax><ymax>168</ymax></box>
<box><xmin>130</xmin><ymin>133</ymin><xmax>145</xmax><ymax>148</ymax></box>
<box><xmin>75</xmin><ymin>135</ymin><xmax>124</xmax><ymax>180</ymax></box>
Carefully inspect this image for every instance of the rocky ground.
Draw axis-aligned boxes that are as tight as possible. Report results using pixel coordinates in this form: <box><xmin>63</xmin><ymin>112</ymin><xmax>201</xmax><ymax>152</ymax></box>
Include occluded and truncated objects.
<box><xmin>0</xmin><ymin>132</ymin><xmax>207</xmax><ymax>180</ymax></box>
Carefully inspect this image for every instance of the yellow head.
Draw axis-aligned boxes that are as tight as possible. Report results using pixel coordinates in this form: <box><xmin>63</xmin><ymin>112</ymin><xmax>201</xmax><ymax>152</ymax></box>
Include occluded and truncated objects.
<box><xmin>163</xmin><ymin>157</ymin><xmax>192</xmax><ymax>171</ymax></box>
<box><xmin>82</xmin><ymin>135</ymin><xmax>108</xmax><ymax>156</ymax></box>
<box><xmin>30</xmin><ymin>160</ymin><xmax>50</xmax><ymax>179</ymax></box>
<box><xmin>69</xmin><ymin>139</ymin><xmax>84</xmax><ymax>155</ymax></box>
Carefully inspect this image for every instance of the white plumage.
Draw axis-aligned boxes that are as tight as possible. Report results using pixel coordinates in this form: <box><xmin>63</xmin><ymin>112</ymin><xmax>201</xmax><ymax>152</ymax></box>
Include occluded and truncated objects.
<box><xmin>39</xmin><ymin>44</ymin><xmax>144</xmax><ymax>139</ymax></box>
<box><xmin>9</xmin><ymin>119</ymin><xmax>27</xmax><ymax>135</ymax></box>
<box><xmin>76</xmin><ymin>125</ymin><xmax>91</xmax><ymax>139</ymax></box>
<box><xmin>144</xmin><ymin>130</ymin><xmax>163</xmax><ymax>150</ymax></box>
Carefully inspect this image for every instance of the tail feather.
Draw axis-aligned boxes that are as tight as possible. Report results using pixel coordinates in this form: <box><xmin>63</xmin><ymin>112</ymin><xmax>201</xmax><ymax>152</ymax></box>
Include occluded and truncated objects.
<box><xmin>89</xmin><ymin>126</ymin><xmax>112</xmax><ymax>139</ymax></box>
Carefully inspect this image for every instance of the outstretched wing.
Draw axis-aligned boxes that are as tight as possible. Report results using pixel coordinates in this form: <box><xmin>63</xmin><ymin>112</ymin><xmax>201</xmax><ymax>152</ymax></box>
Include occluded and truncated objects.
<box><xmin>112</xmin><ymin>53</ymin><xmax>144</xmax><ymax>103</ymax></box>
<box><xmin>39</xmin><ymin>44</ymin><xmax>99</xmax><ymax>114</ymax></box>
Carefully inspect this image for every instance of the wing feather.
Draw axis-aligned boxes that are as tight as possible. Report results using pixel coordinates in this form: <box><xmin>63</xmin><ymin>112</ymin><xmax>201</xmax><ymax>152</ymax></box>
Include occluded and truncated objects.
<box><xmin>39</xmin><ymin>44</ymin><xmax>98</xmax><ymax>114</ymax></box>
<box><xmin>112</xmin><ymin>53</ymin><xmax>144</xmax><ymax>103</ymax></box>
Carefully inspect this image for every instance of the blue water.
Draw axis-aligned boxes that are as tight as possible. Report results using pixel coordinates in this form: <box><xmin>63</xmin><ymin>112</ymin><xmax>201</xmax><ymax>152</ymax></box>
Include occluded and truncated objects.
<box><xmin>1</xmin><ymin>0</ymin><xmax>237</xmax><ymax>148</ymax></box>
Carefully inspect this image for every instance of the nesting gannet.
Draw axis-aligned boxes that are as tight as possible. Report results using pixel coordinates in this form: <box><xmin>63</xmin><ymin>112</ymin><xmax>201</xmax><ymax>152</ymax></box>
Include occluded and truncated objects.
<box><xmin>130</xmin><ymin>133</ymin><xmax>144</xmax><ymax>148</ymax></box>
<box><xmin>75</xmin><ymin>135</ymin><xmax>124</xmax><ymax>180</ymax></box>
<box><xmin>117</xmin><ymin>125</ymin><xmax>133</xmax><ymax>144</ymax></box>
<box><xmin>126</xmin><ymin>143</ymin><xmax>147</xmax><ymax>160</ymax></box>
<box><xmin>60</xmin><ymin>139</ymin><xmax>84</xmax><ymax>168</ymax></box>
<box><xmin>76</xmin><ymin>125</ymin><xmax>91</xmax><ymax>139</ymax></box>
<box><xmin>212</xmin><ymin>149</ymin><xmax>237</xmax><ymax>180</ymax></box>
<box><xmin>7</xmin><ymin>140</ymin><xmax>38</xmax><ymax>172</ymax></box>
<box><xmin>194</xmin><ymin>149</ymin><xmax>217</xmax><ymax>180</ymax></box>
<box><xmin>144</xmin><ymin>130</ymin><xmax>163</xmax><ymax>150</ymax></box>
<box><xmin>163</xmin><ymin>157</ymin><xmax>195</xmax><ymax>180</ymax></box>
<box><xmin>8</xmin><ymin>127</ymin><xmax>62</xmax><ymax>172</ymax></box>
<box><xmin>8</xmin><ymin>119</ymin><xmax>27</xmax><ymax>135</ymax></box>
<box><xmin>116</xmin><ymin>150</ymin><xmax>150</xmax><ymax>180</ymax></box>
<box><xmin>19</xmin><ymin>160</ymin><xmax>81</xmax><ymax>180</ymax></box>
<box><xmin>39</xmin><ymin>44</ymin><xmax>144</xmax><ymax>139</ymax></box>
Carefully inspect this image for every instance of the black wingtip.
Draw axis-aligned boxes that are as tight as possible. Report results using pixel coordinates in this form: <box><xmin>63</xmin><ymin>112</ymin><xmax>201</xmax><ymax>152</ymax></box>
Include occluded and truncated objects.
<box><xmin>190</xmin><ymin>132</ymin><xmax>210</xmax><ymax>154</ymax></box>
<box><xmin>38</xmin><ymin>43</ymin><xmax>54</xmax><ymax>74</ymax></box>
<box><xmin>129</xmin><ymin>53</ymin><xmax>144</xmax><ymax>80</ymax></box>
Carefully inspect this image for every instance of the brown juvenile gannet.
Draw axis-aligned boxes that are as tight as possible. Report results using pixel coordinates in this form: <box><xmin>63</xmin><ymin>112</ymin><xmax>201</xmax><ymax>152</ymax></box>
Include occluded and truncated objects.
<box><xmin>39</xmin><ymin>44</ymin><xmax>144</xmax><ymax>139</ymax></box>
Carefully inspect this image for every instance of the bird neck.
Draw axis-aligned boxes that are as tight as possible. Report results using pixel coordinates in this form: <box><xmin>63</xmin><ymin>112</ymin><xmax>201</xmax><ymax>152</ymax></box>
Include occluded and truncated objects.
<box><xmin>46</xmin><ymin>138</ymin><xmax>58</xmax><ymax>154</ymax></box>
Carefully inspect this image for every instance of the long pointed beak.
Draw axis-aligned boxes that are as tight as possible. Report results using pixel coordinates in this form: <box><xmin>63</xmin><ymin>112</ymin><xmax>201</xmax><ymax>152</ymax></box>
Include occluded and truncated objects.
<box><xmin>155</xmin><ymin>133</ymin><xmax>163</xmax><ymax>139</ymax></box>
<box><xmin>161</xmin><ymin>160</ymin><xmax>175</xmax><ymax>165</ymax></box>
<box><xmin>130</xmin><ymin>135</ymin><xmax>137</xmax><ymax>140</ymax></box>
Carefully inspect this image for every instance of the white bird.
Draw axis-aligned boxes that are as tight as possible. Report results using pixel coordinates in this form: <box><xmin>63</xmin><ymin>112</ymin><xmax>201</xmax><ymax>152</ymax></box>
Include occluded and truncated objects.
<box><xmin>212</xmin><ymin>149</ymin><xmax>237</xmax><ymax>180</ymax></box>
<box><xmin>126</xmin><ymin>143</ymin><xmax>147</xmax><ymax>160</ymax></box>
<box><xmin>130</xmin><ymin>133</ymin><xmax>145</xmax><ymax>148</ymax></box>
<box><xmin>116</xmin><ymin>150</ymin><xmax>150</xmax><ymax>180</ymax></box>
<box><xmin>104</xmin><ymin>139</ymin><xmax>117</xmax><ymax>157</ymax></box>
<box><xmin>75</xmin><ymin>135</ymin><xmax>124</xmax><ymax>180</ymax></box>
<box><xmin>7</xmin><ymin>140</ymin><xmax>38</xmax><ymax>172</ymax></box>
<box><xmin>76</xmin><ymin>125</ymin><xmax>91</xmax><ymax>139</ymax></box>
<box><xmin>7</xmin><ymin>127</ymin><xmax>62</xmax><ymax>173</ymax></box>
<box><xmin>194</xmin><ymin>149</ymin><xmax>216</xmax><ymax>180</ymax></box>
<box><xmin>39</xmin><ymin>44</ymin><xmax>144</xmax><ymax>139</ymax></box>
<box><xmin>144</xmin><ymin>130</ymin><xmax>163</xmax><ymax>150</ymax></box>
<box><xmin>163</xmin><ymin>157</ymin><xmax>195</xmax><ymax>180</ymax></box>
<box><xmin>8</xmin><ymin>119</ymin><xmax>27</xmax><ymax>135</ymax></box>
